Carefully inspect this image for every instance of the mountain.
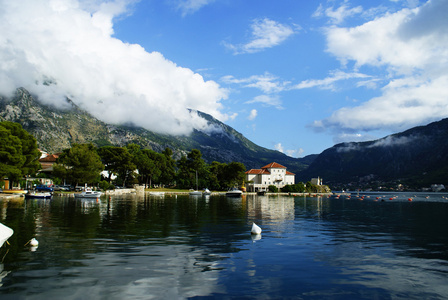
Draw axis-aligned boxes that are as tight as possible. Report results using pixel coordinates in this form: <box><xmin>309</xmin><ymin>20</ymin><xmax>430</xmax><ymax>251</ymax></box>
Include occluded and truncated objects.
<box><xmin>0</xmin><ymin>88</ymin><xmax>310</xmax><ymax>174</ymax></box>
<box><xmin>298</xmin><ymin>118</ymin><xmax>448</xmax><ymax>189</ymax></box>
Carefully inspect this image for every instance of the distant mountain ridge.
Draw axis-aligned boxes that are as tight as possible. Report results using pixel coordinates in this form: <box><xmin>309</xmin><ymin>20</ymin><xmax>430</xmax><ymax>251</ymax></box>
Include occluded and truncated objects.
<box><xmin>0</xmin><ymin>88</ymin><xmax>310</xmax><ymax>174</ymax></box>
<box><xmin>298</xmin><ymin>118</ymin><xmax>448</xmax><ymax>189</ymax></box>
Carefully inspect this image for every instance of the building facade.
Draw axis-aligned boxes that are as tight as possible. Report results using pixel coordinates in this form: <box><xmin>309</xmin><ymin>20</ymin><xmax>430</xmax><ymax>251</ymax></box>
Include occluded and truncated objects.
<box><xmin>245</xmin><ymin>162</ymin><xmax>295</xmax><ymax>192</ymax></box>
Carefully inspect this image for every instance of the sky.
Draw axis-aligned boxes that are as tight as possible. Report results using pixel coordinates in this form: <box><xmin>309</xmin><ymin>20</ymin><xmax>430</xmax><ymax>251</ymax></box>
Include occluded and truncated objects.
<box><xmin>1</xmin><ymin>0</ymin><xmax>448</xmax><ymax>157</ymax></box>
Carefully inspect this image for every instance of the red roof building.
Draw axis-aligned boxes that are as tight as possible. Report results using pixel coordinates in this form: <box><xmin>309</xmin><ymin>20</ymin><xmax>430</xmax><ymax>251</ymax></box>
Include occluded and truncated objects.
<box><xmin>245</xmin><ymin>162</ymin><xmax>295</xmax><ymax>192</ymax></box>
<box><xmin>39</xmin><ymin>153</ymin><xmax>59</xmax><ymax>172</ymax></box>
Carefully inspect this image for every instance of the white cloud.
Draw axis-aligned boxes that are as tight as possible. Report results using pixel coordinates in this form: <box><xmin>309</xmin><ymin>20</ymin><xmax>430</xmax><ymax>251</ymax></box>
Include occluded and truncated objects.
<box><xmin>221</xmin><ymin>72</ymin><xmax>289</xmax><ymax>94</ymax></box>
<box><xmin>245</xmin><ymin>95</ymin><xmax>283</xmax><ymax>110</ymax></box>
<box><xmin>274</xmin><ymin>143</ymin><xmax>284</xmax><ymax>153</ymax></box>
<box><xmin>292</xmin><ymin>70</ymin><xmax>371</xmax><ymax>91</ymax></box>
<box><xmin>314</xmin><ymin>0</ymin><xmax>448</xmax><ymax>136</ymax></box>
<box><xmin>313</xmin><ymin>1</ymin><xmax>363</xmax><ymax>24</ymax></box>
<box><xmin>174</xmin><ymin>0</ymin><xmax>215</xmax><ymax>17</ymax></box>
<box><xmin>248</xmin><ymin>109</ymin><xmax>257</xmax><ymax>121</ymax></box>
<box><xmin>0</xmin><ymin>0</ymin><xmax>228</xmax><ymax>136</ymax></box>
<box><xmin>274</xmin><ymin>143</ymin><xmax>304</xmax><ymax>158</ymax></box>
<box><xmin>225</xmin><ymin>18</ymin><xmax>296</xmax><ymax>54</ymax></box>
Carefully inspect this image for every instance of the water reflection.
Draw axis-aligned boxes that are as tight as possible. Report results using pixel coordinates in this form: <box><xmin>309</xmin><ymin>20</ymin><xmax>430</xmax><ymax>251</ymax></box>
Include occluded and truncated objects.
<box><xmin>0</xmin><ymin>193</ymin><xmax>447</xmax><ymax>299</ymax></box>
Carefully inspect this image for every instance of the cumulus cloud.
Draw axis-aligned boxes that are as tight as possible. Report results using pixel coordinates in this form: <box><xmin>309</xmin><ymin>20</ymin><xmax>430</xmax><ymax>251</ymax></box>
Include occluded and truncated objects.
<box><xmin>314</xmin><ymin>0</ymin><xmax>448</xmax><ymax>135</ymax></box>
<box><xmin>0</xmin><ymin>0</ymin><xmax>228</xmax><ymax>136</ymax></box>
<box><xmin>224</xmin><ymin>18</ymin><xmax>296</xmax><ymax>54</ymax></box>
<box><xmin>248</xmin><ymin>109</ymin><xmax>257</xmax><ymax>121</ymax></box>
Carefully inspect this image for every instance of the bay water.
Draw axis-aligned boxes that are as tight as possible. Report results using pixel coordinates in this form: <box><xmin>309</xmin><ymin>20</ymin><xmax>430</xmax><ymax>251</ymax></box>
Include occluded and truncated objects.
<box><xmin>0</xmin><ymin>192</ymin><xmax>447</xmax><ymax>299</ymax></box>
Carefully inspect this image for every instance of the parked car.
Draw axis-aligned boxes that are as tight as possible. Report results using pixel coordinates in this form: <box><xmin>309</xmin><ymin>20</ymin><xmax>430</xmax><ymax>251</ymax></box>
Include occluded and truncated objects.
<box><xmin>53</xmin><ymin>185</ymin><xmax>69</xmax><ymax>191</ymax></box>
<box><xmin>35</xmin><ymin>185</ymin><xmax>54</xmax><ymax>192</ymax></box>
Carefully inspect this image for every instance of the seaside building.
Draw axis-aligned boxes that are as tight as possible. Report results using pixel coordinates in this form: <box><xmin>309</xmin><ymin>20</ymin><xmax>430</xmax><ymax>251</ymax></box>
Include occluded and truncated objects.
<box><xmin>311</xmin><ymin>177</ymin><xmax>322</xmax><ymax>186</ymax></box>
<box><xmin>245</xmin><ymin>162</ymin><xmax>295</xmax><ymax>192</ymax></box>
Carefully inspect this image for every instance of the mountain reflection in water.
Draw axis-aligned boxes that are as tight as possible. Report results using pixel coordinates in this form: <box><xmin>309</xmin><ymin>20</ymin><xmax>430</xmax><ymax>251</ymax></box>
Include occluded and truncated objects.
<box><xmin>0</xmin><ymin>193</ymin><xmax>447</xmax><ymax>299</ymax></box>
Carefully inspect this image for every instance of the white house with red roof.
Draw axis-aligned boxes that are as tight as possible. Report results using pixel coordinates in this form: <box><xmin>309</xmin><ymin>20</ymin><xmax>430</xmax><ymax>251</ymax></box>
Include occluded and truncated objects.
<box><xmin>245</xmin><ymin>162</ymin><xmax>295</xmax><ymax>192</ymax></box>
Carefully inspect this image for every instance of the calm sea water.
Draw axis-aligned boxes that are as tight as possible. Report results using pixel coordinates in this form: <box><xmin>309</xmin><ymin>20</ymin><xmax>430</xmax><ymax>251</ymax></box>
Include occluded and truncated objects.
<box><xmin>0</xmin><ymin>192</ymin><xmax>447</xmax><ymax>299</ymax></box>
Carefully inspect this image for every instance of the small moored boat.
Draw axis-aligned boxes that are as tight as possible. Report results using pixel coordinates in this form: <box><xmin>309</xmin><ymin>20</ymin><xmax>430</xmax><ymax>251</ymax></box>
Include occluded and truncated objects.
<box><xmin>74</xmin><ymin>187</ymin><xmax>102</xmax><ymax>198</ymax></box>
<box><xmin>25</xmin><ymin>191</ymin><xmax>52</xmax><ymax>199</ymax></box>
<box><xmin>189</xmin><ymin>189</ymin><xmax>202</xmax><ymax>196</ymax></box>
<box><xmin>226</xmin><ymin>188</ymin><xmax>243</xmax><ymax>197</ymax></box>
<box><xmin>203</xmin><ymin>188</ymin><xmax>211</xmax><ymax>196</ymax></box>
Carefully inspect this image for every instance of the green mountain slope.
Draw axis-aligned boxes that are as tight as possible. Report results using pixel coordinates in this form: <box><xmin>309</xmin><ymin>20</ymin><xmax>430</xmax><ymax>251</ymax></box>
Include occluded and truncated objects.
<box><xmin>0</xmin><ymin>88</ymin><xmax>309</xmax><ymax>174</ymax></box>
<box><xmin>298</xmin><ymin>118</ymin><xmax>448</xmax><ymax>189</ymax></box>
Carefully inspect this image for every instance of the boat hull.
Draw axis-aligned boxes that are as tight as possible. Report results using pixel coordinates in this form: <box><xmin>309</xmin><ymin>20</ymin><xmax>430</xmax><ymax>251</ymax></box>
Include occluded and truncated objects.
<box><xmin>0</xmin><ymin>223</ymin><xmax>13</xmax><ymax>248</ymax></box>
<box><xmin>74</xmin><ymin>193</ymin><xmax>102</xmax><ymax>198</ymax></box>
<box><xmin>25</xmin><ymin>192</ymin><xmax>52</xmax><ymax>199</ymax></box>
<box><xmin>226</xmin><ymin>190</ymin><xmax>243</xmax><ymax>197</ymax></box>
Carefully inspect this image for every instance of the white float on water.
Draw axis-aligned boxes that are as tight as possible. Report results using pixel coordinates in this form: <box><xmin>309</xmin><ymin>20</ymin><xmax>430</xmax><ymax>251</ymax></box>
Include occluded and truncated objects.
<box><xmin>251</xmin><ymin>222</ymin><xmax>262</xmax><ymax>235</ymax></box>
<box><xmin>30</xmin><ymin>238</ymin><xmax>39</xmax><ymax>247</ymax></box>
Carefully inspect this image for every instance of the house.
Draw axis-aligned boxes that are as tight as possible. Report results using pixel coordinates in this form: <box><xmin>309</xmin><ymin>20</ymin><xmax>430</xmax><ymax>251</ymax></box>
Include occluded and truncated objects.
<box><xmin>39</xmin><ymin>153</ymin><xmax>59</xmax><ymax>173</ymax></box>
<box><xmin>245</xmin><ymin>162</ymin><xmax>295</xmax><ymax>192</ymax></box>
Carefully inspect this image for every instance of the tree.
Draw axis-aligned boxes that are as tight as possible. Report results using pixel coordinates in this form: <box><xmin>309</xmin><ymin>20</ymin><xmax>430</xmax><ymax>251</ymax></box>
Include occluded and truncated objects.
<box><xmin>208</xmin><ymin>161</ymin><xmax>225</xmax><ymax>190</ymax></box>
<box><xmin>187</xmin><ymin>149</ymin><xmax>209</xmax><ymax>189</ymax></box>
<box><xmin>176</xmin><ymin>155</ymin><xmax>191</xmax><ymax>188</ymax></box>
<box><xmin>222</xmin><ymin>162</ymin><xmax>246</xmax><ymax>189</ymax></box>
<box><xmin>134</xmin><ymin>149</ymin><xmax>162</xmax><ymax>188</ymax></box>
<box><xmin>55</xmin><ymin>144</ymin><xmax>104</xmax><ymax>187</ymax></box>
<box><xmin>160</xmin><ymin>148</ymin><xmax>175</xmax><ymax>186</ymax></box>
<box><xmin>98</xmin><ymin>146</ymin><xmax>135</xmax><ymax>186</ymax></box>
<box><xmin>0</xmin><ymin>121</ymin><xmax>41</xmax><ymax>186</ymax></box>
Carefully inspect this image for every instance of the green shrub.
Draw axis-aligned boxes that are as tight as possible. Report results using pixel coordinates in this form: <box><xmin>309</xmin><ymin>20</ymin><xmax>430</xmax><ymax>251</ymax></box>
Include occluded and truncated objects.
<box><xmin>268</xmin><ymin>185</ymin><xmax>278</xmax><ymax>193</ymax></box>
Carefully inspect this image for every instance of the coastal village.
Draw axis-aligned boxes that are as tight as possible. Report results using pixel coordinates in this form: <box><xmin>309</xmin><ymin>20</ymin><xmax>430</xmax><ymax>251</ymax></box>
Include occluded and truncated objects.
<box><xmin>1</xmin><ymin>146</ymin><xmax>330</xmax><ymax>198</ymax></box>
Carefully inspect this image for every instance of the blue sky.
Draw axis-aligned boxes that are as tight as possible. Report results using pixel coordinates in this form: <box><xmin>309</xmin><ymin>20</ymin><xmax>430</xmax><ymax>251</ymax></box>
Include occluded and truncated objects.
<box><xmin>1</xmin><ymin>0</ymin><xmax>448</xmax><ymax>156</ymax></box>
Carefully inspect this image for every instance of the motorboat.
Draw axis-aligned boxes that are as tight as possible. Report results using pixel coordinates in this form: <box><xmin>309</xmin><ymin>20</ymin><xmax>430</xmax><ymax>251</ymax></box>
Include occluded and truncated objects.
<box><xmin>203</xmin><ymin>188</ymin><xmax>211</xmax><ymax>196</ymax></box>
<box><xmin>0</xmin><ymin>223</ymin><xmax>13</xmax><ymax>248</ymax></box>
<box><xmin>74</xmin><ymin>187</ymin><xmax>102</xmax><ymax>198</ymax></box>
<box><xmin>226</xmin><ymin>188</ymin><xmax>243</xmax><ymax>197</ymax></box>
<box><xmin>189</xmin><ymin>189</ymin><xmax>202</xmax><ymax>196</ymax></box>
<box><xmin>25</xmin><ymin>191</ymin><xmax>52</xmax><ymax>199</ymax></box>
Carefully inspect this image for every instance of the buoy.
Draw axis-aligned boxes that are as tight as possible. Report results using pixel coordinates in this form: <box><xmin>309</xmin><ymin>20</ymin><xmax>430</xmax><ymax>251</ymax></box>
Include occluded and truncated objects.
<box><xmin>251</xmin><ymin>222</ymin><xmax>262</xmax><ymax>235</ymax></box>
<box><xmin>25</xmin><ymin>238</ymin><xmax>39</xmax><ymax>247</ymax></box>
<box><xmin>408</xmin><ymin>198</ymin><xmax>413</xmax><ymax>202</ymax></box>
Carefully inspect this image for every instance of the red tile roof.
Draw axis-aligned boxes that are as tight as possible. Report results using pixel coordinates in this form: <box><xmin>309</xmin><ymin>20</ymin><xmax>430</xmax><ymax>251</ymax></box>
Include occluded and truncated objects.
<box><xmin>261</xmin><ymin>162</ymin><xmax>287</xmax><ymax>169</ymax></box>
<box><xmin>39</xmin><ymin>154</ymin><xmax>59</xmax><ymax>163</ymax></box>
<box><xmin>246</xmin><ymin>162</ymin><xmax>295</xmax><ymax>175</ymax></box>
<box><xmin>245</xmin><ymin>169</ymin><xmax>270</xmax><ymax>174</ymax></box>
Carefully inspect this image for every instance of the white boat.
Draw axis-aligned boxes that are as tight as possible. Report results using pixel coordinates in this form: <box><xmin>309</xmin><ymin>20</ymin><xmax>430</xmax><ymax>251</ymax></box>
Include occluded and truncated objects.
<box><xmin>189</xmin><ymin>171</ymin><xmax>202</xmax><ymax>196</ymax></box>
<box><xmin>25</xmin><ymin>191</ymin><xmax>52</xmax><ymax>199</ymax></box>
<box><xmin>226</xmin><ymin>188</ymin><xmax>243</xmax><ymax>197</ymax></box>
<box><xmin>74</xmin><ymin>187</ymin><xmax>102</xmax><ymax>198</ymax></box>
<box><xmin>203</xmin><ymin>188</ymin><xmax>211</xmax><ymax>196</ymax></box>
<box><xmin>189</xmin><ymin>189</ymin><xmax>202</xmax><ymax>196</ymax></box>
<box><xmin>0</xmin><ymin>223</ymin><xmax>13</xmax><ymax>248</ymax></box>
